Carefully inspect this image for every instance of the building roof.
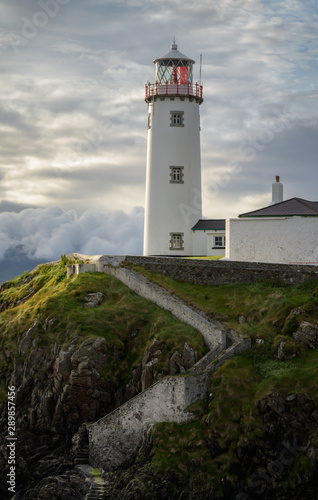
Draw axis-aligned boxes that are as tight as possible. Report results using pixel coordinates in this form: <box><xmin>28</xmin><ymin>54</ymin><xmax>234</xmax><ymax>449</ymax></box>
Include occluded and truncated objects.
<box><xmin>192</xmin><ymin>219</ymin><xmax>225</xmax><ymax>230</ymax></box>
<box><xmin>239</xmin><ymin>197</ymin><xmax>318</xmax><ymax>218</ymax></box>
<box><xmin>153</xmin><ymin>43</ymin><xmax>195</xmax><ymax>64</ymax></box>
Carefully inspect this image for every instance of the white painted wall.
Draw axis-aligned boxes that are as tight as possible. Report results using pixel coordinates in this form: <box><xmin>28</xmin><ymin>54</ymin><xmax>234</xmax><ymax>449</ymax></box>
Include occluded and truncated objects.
<box><xmin>191</xmin><ymin>230</ymin><xmax>226</xmax><ymax>257</ymax></box>
<box><xmin>143</xmin><ymin>96</ymin><xmax>202</xmax><ymax>256</ymax></box>
<box><xmin>88</xmin><ymin>375</ymin><xmax>209</xmax><ymax>470</ymax></box>
<box><xmin>191</xmin><ymin>230</ymin><xmax>206</xmax><ymax>255</ymax></box>
<box><xmin>226</xmin><ymin>217</ymin><xmax>318</xmax><ymax>264</ymax></box>
<box><xmin>206</xmin><ymin>231</ymin><xmax>226</xmax><ymax>257</ymax></box>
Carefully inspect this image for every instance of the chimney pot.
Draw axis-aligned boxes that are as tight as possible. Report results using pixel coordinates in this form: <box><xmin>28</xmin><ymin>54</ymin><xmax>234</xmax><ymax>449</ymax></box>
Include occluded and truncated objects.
<box><xmin>271</xmin><ymin>176</ymin><xmax>283</xmax><ymax>204</ymax></box>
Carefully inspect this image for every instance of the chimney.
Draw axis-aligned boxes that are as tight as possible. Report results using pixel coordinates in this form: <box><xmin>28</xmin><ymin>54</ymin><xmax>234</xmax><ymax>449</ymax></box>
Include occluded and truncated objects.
<box><xmin>271</xmin><ymin>175</ymin><xmax>283</xmax><ymax>204</ymax></box>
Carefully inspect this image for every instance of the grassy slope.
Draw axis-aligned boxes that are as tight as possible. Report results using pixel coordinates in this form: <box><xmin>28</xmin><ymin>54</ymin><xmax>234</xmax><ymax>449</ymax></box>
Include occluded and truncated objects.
<box><xmin>126</xmin><ymin>266</ymin><xmax>318</xmax><ymax>496</ymax></box>
<box><xmin>1</xmin><ymin>262</ymin><xmax>318</xmax><ymax>496</ymax></box>
<box><xmin>127</xmin><ymin>265</ymin><xmax>318</xmax><ymax>339</ymax></box>
<box><xmin>0</xmin><ymin>262</ymin><xmax>206</xmax><ymax>402</ymax></box>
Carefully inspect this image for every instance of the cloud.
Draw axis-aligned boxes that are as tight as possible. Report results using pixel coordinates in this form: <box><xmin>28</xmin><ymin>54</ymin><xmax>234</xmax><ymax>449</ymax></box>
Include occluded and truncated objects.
<box><xmin>0</xmin><ymin>201</ymin><xmax>39</xmax><ymax>213</ymax></box>
<box><xmin>0</xmin><ymin>0</ymin><xmax>317</xmax><ymax>230</ymax></box>
<box><xmin>0</xmin><ymin>206</ymin><xmax>144</xmax><ymax>262</ymax></box>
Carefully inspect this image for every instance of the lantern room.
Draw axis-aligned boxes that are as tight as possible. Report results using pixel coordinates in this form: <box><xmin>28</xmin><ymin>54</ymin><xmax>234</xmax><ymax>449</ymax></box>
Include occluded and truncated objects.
<box><xmin>154</xmin><ymin>41</ymin><xmax>194</xmax><ymax>85</ymax></box>
<box><xmin>145</xmin><ymin>41</ymin><xmax>203</xmax><ymax>103</ymax></box>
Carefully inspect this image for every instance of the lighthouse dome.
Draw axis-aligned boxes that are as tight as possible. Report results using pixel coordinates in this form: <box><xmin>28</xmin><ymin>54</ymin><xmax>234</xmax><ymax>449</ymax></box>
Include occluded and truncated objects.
<box><xmin>153</xmin><ymin>43</ymin><xmax>195</xmax><ymax>64</ymax></box>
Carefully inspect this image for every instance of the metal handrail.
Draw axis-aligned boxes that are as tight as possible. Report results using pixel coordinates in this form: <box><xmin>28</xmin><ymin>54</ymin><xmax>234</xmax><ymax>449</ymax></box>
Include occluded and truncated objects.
<box><xmin>145</xmin><ymin>82</ymin><xmax>203</xmax><ymax>100</ymax></box>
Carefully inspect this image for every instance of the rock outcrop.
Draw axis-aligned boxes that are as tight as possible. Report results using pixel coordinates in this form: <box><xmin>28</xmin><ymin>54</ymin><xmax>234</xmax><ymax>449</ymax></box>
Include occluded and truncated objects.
<box><xmin>0</xmin><ymin>315</ymin><xmax>201</xmax><ymax>497</ymax></box>
<box><xmin>293</xmin><ymin>321</ymin><xmax>318</xmax><ymax>348</ymax></box>
<box><xmin>83</xmin><ymin>292</ymin><xmax>105</xmax><ymax>308</ymax></box>
<box><xmin>91</xmin><ymin>392</ymin><xmax>318</xmax><ymax>500</ymax></box>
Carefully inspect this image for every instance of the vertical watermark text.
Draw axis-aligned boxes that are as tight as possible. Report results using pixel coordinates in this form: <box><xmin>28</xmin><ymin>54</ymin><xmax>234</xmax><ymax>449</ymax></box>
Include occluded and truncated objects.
<box><xmin>6</xmin><ymin>386</ymin><xmax>16</xmax><ymax>495</ymax></box>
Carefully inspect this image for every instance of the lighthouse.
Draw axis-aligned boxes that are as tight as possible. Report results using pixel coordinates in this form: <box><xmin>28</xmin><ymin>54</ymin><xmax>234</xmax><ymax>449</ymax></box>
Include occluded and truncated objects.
<box><xmin>143</xmin><ymin>41</ymin><xmax>204</xmax><ymax>256</ymax></box>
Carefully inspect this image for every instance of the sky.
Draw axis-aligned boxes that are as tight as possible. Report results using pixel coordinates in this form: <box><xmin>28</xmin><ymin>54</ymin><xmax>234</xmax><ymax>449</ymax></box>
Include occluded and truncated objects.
<box><xmin>0</xmin><ymin>0</ymin><xmax>317</xmax><ymax>280</ymax></box>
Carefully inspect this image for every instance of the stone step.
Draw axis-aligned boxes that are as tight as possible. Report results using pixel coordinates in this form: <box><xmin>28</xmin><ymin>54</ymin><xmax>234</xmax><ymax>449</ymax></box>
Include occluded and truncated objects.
<box><xmin>75</xmin><ymin>457</ymin><xmax>89</xmax><ymax>464</ymax></box>
<box><xmin>74</xmin><ymin>446</ymin><xmax>89</xmax><ymax>465</ymax></box>
<box><xmin>85</xmin><ymin>482</ymin><xmax>105</xmax><ymax>500</ymax></box>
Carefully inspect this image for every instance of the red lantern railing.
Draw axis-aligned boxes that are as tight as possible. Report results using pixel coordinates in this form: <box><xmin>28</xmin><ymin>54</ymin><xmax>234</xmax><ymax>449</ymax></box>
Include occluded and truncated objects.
<box><xmin>145</xmin><ymin>82</ymin><xmax>203</xmax><ymax>102</ymax></box>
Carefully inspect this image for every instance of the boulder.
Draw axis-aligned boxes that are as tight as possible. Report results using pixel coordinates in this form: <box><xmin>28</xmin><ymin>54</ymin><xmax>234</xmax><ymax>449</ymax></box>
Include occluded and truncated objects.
<box><xmin>293</xmin><ymin>321</ymin><xmax>318</xmax><ymax>348</ymax></box>
<box><xmin>238</xmin><ymin>315</ymin><xmax>246</xmax><ymax>324</ymax></box>
<box><xmin>169</xmin><ymin>342</ymin><xmax>198</xmax><ymax>375</ymax></box>
<box><xmin>139</xmin><ymin>339</ymin><xmax>165</xmax><ymax>390</ymax></box>
<box><xmin>83</xmin><ymin>292</ymin><xmax>105</xmax><ymax>308</ymax></box>
<box><xmin>182</xmin><ymin>342</ymin><xmax>197</xmax><ymax>367</ymax></box>
<box><xmin>141</xmin><ymin>358</ymin><xmax>158</xmax><ymax>391</ymax></box>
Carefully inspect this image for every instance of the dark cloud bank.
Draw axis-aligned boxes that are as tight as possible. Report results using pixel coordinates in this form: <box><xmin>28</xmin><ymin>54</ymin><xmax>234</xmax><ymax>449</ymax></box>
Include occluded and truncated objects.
<box><xmin>0</xmin><ymin>206</ymin><xmax>144</xmax><ymax>283</ymax></box>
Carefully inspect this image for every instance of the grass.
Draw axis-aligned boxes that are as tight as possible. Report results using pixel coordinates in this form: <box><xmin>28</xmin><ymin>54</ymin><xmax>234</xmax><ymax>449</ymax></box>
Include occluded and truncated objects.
<box><xmin>0</xmin><ymin>262</ymin><xmax>206</xmax><ymax>398</ymax></box>
<box><xmin>1</xmin><ymin>259</ymin><xmax>318</xmax><ymax>496</ymax></box>
<box><xmin>152</xmin><ymin>339</ymin><xmax>318</xmax><ymax>496</ymax></box>
<box><xmin>131</xmin><ymin>266</ymin><xmax>318</xmax><ymax>495</ymax></box>
<box><xmin>125</xmin><ymin>265</ymin><xmax>318</xmax><ymax>341</ymax></box>
<box><xmin>183</xmin><ymin>256</ymin><xmax>224</xmax><ymax>260</ymax></box>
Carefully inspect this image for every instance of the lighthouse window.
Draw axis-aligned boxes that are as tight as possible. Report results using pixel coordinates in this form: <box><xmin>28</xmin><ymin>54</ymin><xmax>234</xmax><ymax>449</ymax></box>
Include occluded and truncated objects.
<box><xmin>170</xmin><ymin>111</ymin><xmax>184</xmax><ymax>127</ymax></box>
<box><xmin>170</xmin><ymin>166</ymin><xmax>184</xmax><ymax>183</ymax></box>
<box><xmin>170</xmin><ymin>232</ymin><xmax>184</xmax><ymax>251</ymax></box>
<box><xmin>173</xmin><ymin>169</ymin><xmax>181</xmax><ymax>181</ymax></box>
<box><xmin>148</xmin><ymin>113</ymin><xmax>152</xmax><ymax>129</ymax></box>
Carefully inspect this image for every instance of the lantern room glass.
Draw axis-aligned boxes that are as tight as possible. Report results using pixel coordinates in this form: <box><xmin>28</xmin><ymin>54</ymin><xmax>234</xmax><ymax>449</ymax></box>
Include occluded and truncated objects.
<box><xmin>155</xmin><ymin>59</ymin><xmax>193</xmax><ymax>85</ymax></box>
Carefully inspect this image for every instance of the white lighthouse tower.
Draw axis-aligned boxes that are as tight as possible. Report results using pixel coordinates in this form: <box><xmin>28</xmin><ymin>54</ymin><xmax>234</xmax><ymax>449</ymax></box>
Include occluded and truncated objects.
<box><xmin>143</xmin><ymin>41</ymin><xmax>203</xmax><ymax>256</ymax></box>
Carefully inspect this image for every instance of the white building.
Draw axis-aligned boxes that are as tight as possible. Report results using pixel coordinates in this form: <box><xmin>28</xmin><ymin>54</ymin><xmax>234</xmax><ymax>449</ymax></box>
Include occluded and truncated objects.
<box><xmin>143</xmin><ymin>42</ymin><xmax>225</xmax><ymax>257</ymax></box>
<box><xmin>226</xmin><ymin>177</ymin><xmax>318</xmax><ymax>264</ymax></box>
<box><xmin>142</xmin><ymin>54</ymin><xmax>316</xmax><ymax>265</ymax></box>
<box><xmin>191</xmin><ymin>219</ymin><xmax>226</xmax><ymax>257</ymax></box>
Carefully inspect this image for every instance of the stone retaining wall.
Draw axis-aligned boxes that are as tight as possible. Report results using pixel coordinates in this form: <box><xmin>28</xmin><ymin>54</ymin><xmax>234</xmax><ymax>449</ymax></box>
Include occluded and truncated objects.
<box><xmin>67</xmin><ymin>255</ymin><xmax>254</xmax><ymax>472</ymax></box>
<box><xmin>101</xmin><ymin>264</ymin><xmax>226</xmax><ymax>352</ymax></box>
<box><xmin>88</xmin><ymin>374</ymin><xmax>210</xmax><ymax>471</ymax></box>
<box><xmin>123</xmin><ymin>256</ymin><xmax>318</xmax><ymax>285</ymax></box>
<box><xmin>88</xmin><ymin>335</ymin><xmax>251</xmax><ymax>471</ymax></box>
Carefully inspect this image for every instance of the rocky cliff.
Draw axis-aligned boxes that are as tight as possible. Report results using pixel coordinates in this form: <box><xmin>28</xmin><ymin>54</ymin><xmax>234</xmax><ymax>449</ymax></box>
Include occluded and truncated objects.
<box><xmin>0</xmin><ymin>259</ymin><xmax>318</xmax><ymax>499</ymax></box>
<box><xmin>0</xmin><ymin>261</ymin><xmax>203</xmax><ymax>498</ymax></box>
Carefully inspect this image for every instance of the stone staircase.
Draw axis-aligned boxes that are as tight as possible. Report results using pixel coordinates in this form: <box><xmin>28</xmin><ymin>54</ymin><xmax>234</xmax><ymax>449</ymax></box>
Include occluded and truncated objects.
<box><xmin>69</xmin><ymin>257</ymin><xmax>251</xmax><ymax>473</ymax></box>
<box><xmin>85</xmin><ymin>475</ymin><xmax>106</xmax><ymax>500</ymax></box>
<box><xmin>75</xmin><ymin>465</ymin><xmax>107</xmax><ymax>500</ymax></box>
<box><xmin>74</xmin><ymin>444</ymin><xmax>90</xmax><ymax>465</ymax></box>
